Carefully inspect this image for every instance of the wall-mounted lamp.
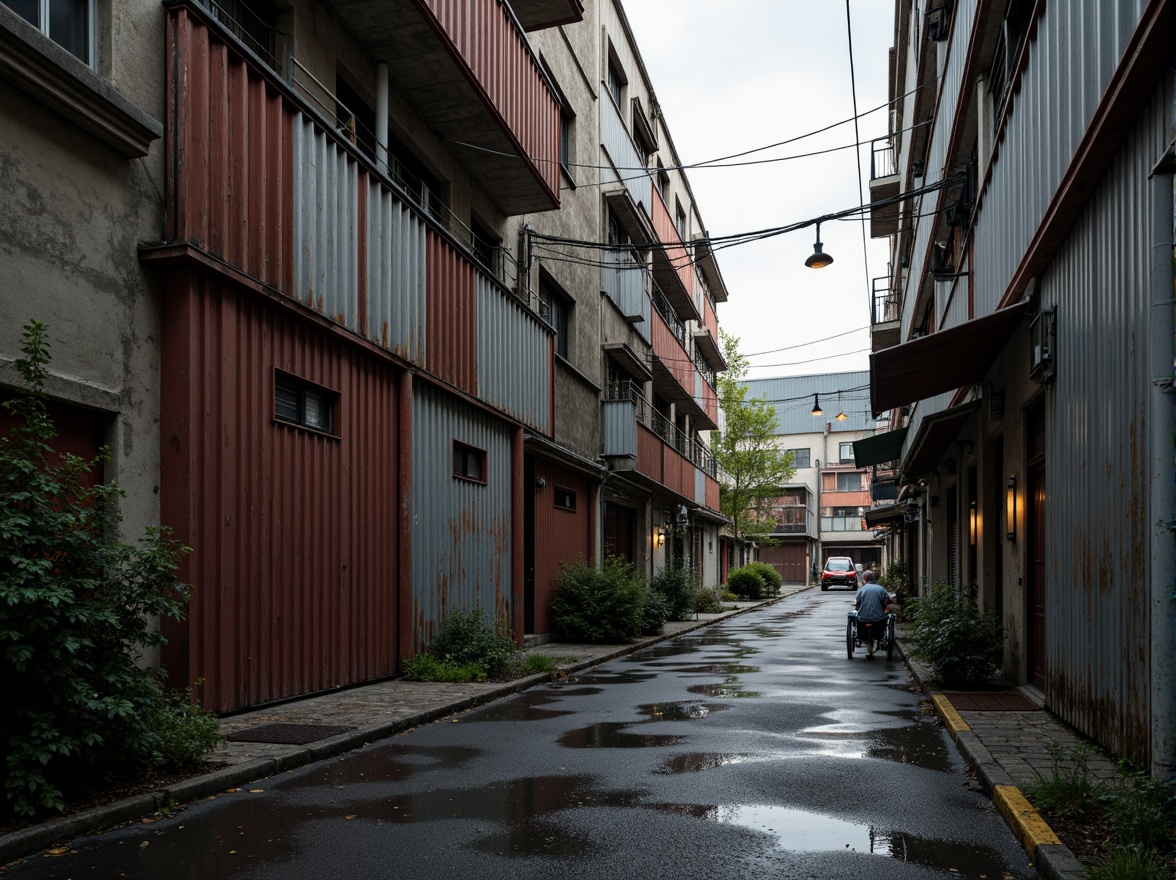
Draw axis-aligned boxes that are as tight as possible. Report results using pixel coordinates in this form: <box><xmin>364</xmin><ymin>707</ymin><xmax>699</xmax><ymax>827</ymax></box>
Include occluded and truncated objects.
<box><xmin>654</xmin><ymin>527</ymin><xmax>665</xmax><ymax>547</ymax></box>
<box><xmin>535</xmin><ymin>476</ymin><xmax>547</xmax><ymax>491</ymax></box>
<box><xmin>804</xmin><ymin>222</ymin><xmax>834</xmax><ymax>269</ymax></box>
<box><xmin>835</xmin><ymin>411</ymin><xmax>848</xmax><ymax>422</ymax></box>
<box><xmin>969</xmin><ymin>500</ymin><xmax>977</xmax><ymax>546</ymax></box>
<box><xmin>1006</xmin><ymin>475</ymin><xmax>1017</xmax><ymax>541</ymax></box>
<box><xmin>811</xmin><ymin>394</ymin><xmax>823</xmax><ymax>416</ymax></box>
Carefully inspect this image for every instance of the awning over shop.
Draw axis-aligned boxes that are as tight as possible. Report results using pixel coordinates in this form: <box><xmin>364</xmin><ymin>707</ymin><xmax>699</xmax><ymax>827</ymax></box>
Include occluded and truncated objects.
<box><xmin>869</xmin><ymin>302</ymin><xmax>1028</xmax><ymax>414</ymax></box>
<box><xmin>853</xmin><ymin>427</ymin><xmax>909</xmax><ymax>468</ymax></box>
<box><xmin>902</xmin><ymin>402</ymin><xmax>980</xmax><ymax>479</ymax></box>
<box><xmin>865</xmin><ymin>502</ymin><xmax>908</xmax><ymax>526</ymax></box>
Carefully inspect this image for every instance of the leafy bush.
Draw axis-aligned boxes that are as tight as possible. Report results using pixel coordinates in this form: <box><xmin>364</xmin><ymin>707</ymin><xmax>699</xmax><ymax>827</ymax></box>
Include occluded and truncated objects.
<box><xmin>402</xmin><ymin>654</ymin><xmax>488</xmax><ymax>683</ymax></box>
<box><xmin>639</xmin><ymin>589</ymin><xmax>670</xmax><ymax>636</ymax></box>
<box><xmin>1024</xmin><ymin>741</ymin><xmax>1104</xmax><ymax>820</ymax></box>
<box><xmin>550</xmin><ymin>556</ymin><xmax>644</xmax><ymax>643</ymax></box>
<box><xmin>719</xmin><ymin>587</ymin><xmax>739</xmax><ymax>602</ymax></box>
<box><xmin>879</xmin><ymin>560</ymin><xmax>912</xmax><ymax>604</ymax></box>
<box><xmin>908</xmin><ymin>583</ymin><xmax>1003</xmax><ymax>685</ymax></box>
<box><xmin>1106</xmin><ymin>767</ymin><xmax>1174</xmax><ymax>851</ymax></box>
<box><xmin>695</xmin><ymin>586</ymin><xmax>724</xmax><ymax>614</ymax></box>
<box><xmin>650</xmin><ymin>565</ymin><xmax>696</xmax><ymax>620</ymax></box>
<box><xmin>746</xmin><ymin>562</ymin><xmax>782</xmax><ymax>593</ymax></box>
<box><xmin>1087</xmin><ymin>845</ymin><xmax>1171</xmax><ymax>880</ymax></box>
<box><xmin>726</xmin><ymin>566</ymin><xmax>766</xmax><ymax>600</ymax></box>
<box><xmin>1</xmin><ymin>321</ymin><xmax>205</xmax><ymax>817</ymax></box>
<box><xmin>427</xmin><ymin>605</ymin><xmax>515</xmax><ymax>675</ymax></box>
<box><xmin>147</xmin><ymin>683</ymin><xmax>222</xmax><ymax>771</ymax></box>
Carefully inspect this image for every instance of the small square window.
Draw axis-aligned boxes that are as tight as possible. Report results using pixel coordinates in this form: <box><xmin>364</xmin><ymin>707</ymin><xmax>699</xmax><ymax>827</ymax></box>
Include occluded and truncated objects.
<box><xmin>554</xmin><ymin>487</ymin><xmax>576</xmax><ymax>511</ymax></box>
<box><xmin>839</xmin><ymin>442</ymin><xmax>855</xmax><ymax>462</ymax></box>
<box><xmin>275</xmin><ymin>372</ymin><xmax>337</xmax><ymax>434</ymax></box>
<box><xmin>453</xmin><ymin>441</ymin><xmax>487</xmax><ymax>484</ymax></box>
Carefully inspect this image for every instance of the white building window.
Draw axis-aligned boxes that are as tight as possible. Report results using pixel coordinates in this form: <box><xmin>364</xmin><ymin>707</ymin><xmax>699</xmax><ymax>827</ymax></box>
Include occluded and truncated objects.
<box><xmin>6</xmin><ymin>0</ymin><xmax>95</xmax><ymax>66</ymax></box>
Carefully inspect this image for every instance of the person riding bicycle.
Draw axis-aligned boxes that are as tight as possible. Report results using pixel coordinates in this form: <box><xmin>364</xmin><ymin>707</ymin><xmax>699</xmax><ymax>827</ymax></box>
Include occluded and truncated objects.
<box><xmin>854</xmin><ymin>570</ymin><xmax>892</xmax><ymax>659</ymax></box>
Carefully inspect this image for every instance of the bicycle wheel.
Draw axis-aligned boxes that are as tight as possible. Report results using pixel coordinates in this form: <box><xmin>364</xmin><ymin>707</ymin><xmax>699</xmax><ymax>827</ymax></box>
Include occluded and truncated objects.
<box><xmin>885</xmin><ymin>616</ymin><xmax>896</xmax><ymax>661</ymax></box>
<box><xmin>846</xmin><ymin>619</ymin><xmax>855</xmax><ymax>659</ymax></box>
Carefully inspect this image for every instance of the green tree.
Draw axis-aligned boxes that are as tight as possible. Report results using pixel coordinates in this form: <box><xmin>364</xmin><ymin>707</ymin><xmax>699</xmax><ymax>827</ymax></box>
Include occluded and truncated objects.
<box><xmin>0</xmin><ymin>320</ymin><xmax>211</xmax><ymax>817</ymax></box>
<box><xmin>713</xmin><ymin>330</ymin><xmax>795</xmax><ymax>565</ymax></box>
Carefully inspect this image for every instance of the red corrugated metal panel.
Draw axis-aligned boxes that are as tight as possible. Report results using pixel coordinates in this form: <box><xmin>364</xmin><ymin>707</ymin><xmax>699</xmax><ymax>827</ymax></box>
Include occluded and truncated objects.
<box><xmin>166</xmin><ymin>7</ymin><xmax>293</xmax><ymax>292</ymax></box>
<box><xmin>531</xmin><ymin>461</ymin><xmax>593</xmax><ymax>635</ymax></box>
<box><xmin>636</xmin><ymin>423</ymin><xmax>663</xmax><ymax>484</ymax></box>
<box><xmin>650</xmin><ymin>188</ymin><xmax>696</xmax><ymax>296</ymax></box>
<box><xmin>701</xmin><ymin>294</ymin><xmax>718</xmax><ymax>338</ymax></box>
<box><xmin>423</xmin><ymin>0</ymin><xmax>560</xmax><ymax>199</ymax></box>
<box><xmin>160</xmin><ymin>270</ymin><xmax>401</xmax><ymax>712</ymax></box>
<box><xmin>426</xmin><ymin>231</ymin><xmax>478</xmax><ymax>394</ymax></box>
<box><xmin>706</xmin><ymin>474</ymin><xmax>720</xmax><ymax>511</ymax></box>
<box><xmin>652</xmin><ymin>313</ymin><xmax>695</xmax><ymax>394</ymax></box>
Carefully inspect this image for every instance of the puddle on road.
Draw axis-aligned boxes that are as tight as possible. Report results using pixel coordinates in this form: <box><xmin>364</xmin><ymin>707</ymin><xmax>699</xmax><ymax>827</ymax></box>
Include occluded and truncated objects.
<box><xmin>567</xmin><ymin>671</ymin><xmax>657</xmax><ymax>685</ymax></box>
<box><xmin>650</xmin><ymin>802</ymin><xmax>1017</xmax><ymax>873</ymax></box>
<box><xmin>624</xmin><ymin>644</ymin><xmax>700</xmax><ymax>661</ymax></box>
<box><xmin>635</xmin><ymin>701</ymin><xmax>728</xmax><ymax>722</ymax></box>
<box><xmin>655</xmin><ymin>752</ymin><xmax>751</xmax><ymax>774</ymax></box>
<box><xmin>559</xmin><ymin>723</ymin><xmax>687</xmax><ymax>748</ymax></box>
<box><xmin>796</xmin><ymin>714</ymin><xmax>953</xmax><ymax>771</ymax></box>
<box><xmin>545</xmin><ymin>685</ymin><xmax>604</xmax><ymax>697</ymax></box>
<box><xmin>687</xmin><ymin>681</ymin><xmax>762</xmax><ymax>698</ymax></box>
<box><xmin>462</xmin><ymin>692</ymin><xmax>575</xmax><ymax>723</ymax></box>
<box><xmin>674</xmin><ymin>663</ymin><xmax>760</xmax><ymax>675</ymax></box>
<box><xmin>285</xmin><ymin>744</ymin><xmax>482</xmax><ymax>789</ymax></box>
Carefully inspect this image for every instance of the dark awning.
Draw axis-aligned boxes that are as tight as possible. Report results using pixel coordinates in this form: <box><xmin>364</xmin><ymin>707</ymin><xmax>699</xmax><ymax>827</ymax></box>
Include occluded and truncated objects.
<box><xmin>902</xmin><ymin>402</ymin><xmax>980</xmax><ymax>479</ymax></box>
<box><xmin>870</xmin><ymin>303</ymin><xmax>1028</xmax><ymax>414</ymax></box>
<box><xmin>853</xmin><ymin>427</ymin><xmax>909</xmax><ymax>468</ymax></box>
<box><xmin>865</xmin><ymin>502</ymin><xmax>908</xmax><ymax>526</ymax></box>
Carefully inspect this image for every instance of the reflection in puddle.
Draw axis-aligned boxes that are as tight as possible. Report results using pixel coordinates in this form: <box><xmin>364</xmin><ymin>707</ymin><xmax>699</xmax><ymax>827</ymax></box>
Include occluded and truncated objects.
<box><xmin>569</xmin><ymin>671</ymin><xmax>657</xmax><ymax>685</ymax></box>
<box><xmin>463</xmin><ymin>692</ymin><xmax>575</xmax><ymax>722</ymax></box>
<box><xmin>286</xmin><ymin>744</ymin><xmax>481</xmax><ymax>789</ymax></box>
<box><xmin>636</xmin><ymin>701</ymin><xmax>728</xmax><ymax>722</ymax></box>
<box><xmin>626</xmin><ymin>644</ymin><xmax>699</xmax><ymax>661</ymax></box>
<box><xmin>675</xmin><ymin>664</ymin><xmax>760</xmax><ymax>675</ymax></box>
<box><xmin>687</xmin><ymin>681</ymin><xmax>762</xmax><ymax>698</ymax></box>
<box><xmin>559</xmin><ymin>723</ymin><xmax>687</xmax><ymax>748</ymax></box>
<box><xmin>866</xmin><ymin>718</ymin><xmax>953</xmax><ymax>773</ymax></box>
<box><xmin>651</xmin><ymin>803</ymin><xmax>1019</xmax><ymax>873</ymax></box>
<box><xmin>655</xmin><ymin>753</ymin><xmax>750</xmax><ymax>774</ymax></box>
<box><xmin>545</xmin><ymin>685</ymin><xmax>604</xmax><ymax>696</ymax></box>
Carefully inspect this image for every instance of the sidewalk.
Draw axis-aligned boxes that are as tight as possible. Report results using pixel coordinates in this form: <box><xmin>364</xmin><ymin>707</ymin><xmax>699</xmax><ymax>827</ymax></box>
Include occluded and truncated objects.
<box><xmin>1</xmin><ymin>589</ymin><xmax>1114</xmax><ymax>877</ymax></box>
<box><xmin>901</xmin><ymin>637</ymin><xmax>1117</xmax><ymax>880</ymax></box>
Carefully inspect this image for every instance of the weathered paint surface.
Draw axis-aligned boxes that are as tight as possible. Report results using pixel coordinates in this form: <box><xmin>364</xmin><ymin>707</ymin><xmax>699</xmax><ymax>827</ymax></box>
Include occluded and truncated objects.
<box><xmin>366</xmin><ymin>180</ymin><xmax>428</xmax><ymax>361</ymax></box>
<box><xmin>530</xmin><ymin>460</ymin><xmax>594</xmax><ymax>634</ymax></box>
<box><xmin>426</xmin><ymin>231</ymin><xmax>478</xmax><ymax>395</ymax></box>
<box><xmin>651</xmin><ymin>187</ymin><xmax>695</xmax><ymax>298</ymax></box>
<box><xmin>410</xmin><ymin>383</ymin><xmax>514</xmax><ymax>654</ymax></box>
<box><xmin>160</xmin><ymin>270</ymin><xmax>401</xmax><ymax>713</ymax></box>
<box><xmin>476</xmin><ymin>271</ymin><xmax>550</xmax><ymax>432</ymax></box>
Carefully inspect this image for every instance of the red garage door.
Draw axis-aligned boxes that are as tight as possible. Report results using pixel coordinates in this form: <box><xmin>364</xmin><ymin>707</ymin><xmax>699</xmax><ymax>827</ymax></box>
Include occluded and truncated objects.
<box><xmin>760</xmin><ymin>543</ymin><xmax>807</xmax><ymax>584</ymax></box>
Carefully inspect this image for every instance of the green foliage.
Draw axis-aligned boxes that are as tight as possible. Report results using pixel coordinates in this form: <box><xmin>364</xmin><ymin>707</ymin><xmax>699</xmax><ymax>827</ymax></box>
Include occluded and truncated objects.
<box><xmin>695</xmin><ymin>586</ymin><xmax>725</xmax><ymax>614</ymax></box>
<box><xmin>516</xmin><ymin>654</ymin><xmax>573</xmax><ymax>675</ymax></box>
<box><xmin>1086</xmin><ymin>845</ymin><xmax>1171</xmax><ymax>880</ymax></box>
<box><xmin>726</xmin><ymin>566</ymin><xmax>766</xmax><ymax>600</ymax></box>
<box><xmin>1024</xmin><ymin>741</ymin><xmax>1105</xmax><ymax>819</ymax></box>
<box><xmin>714</xmin><ymin>330</ymin><xmax>796</xmax><ymax>547</ymax></box>
<box><xmin>878</xmin><ymin>560</ymin><xmax>912</xmax><ymax>604</ymax></box>
<box><xmin>146</xmin><ymin>682</ymin><xmax>223</xmax><ymax>770</ymax></box>
<box><xmin>1106</xmin><ymin>766</ymin><xmax>1174</xmax><ymax>851</ymax></box>
<box><xmin>746</xmin><ymin>562</ymin><xmax>782</xmax><ymax>593</ymax></box>
<box><xmin>1</xmin><ymin>321</ymin><xmax>204</xmax><ymax>818</ymax></box>
<box><xmin>639</xmin><ymin>589</ymin><xmax>670</xmax><ymax>636</ymax></box>
<box><xmin>907</xmin><ymin>583</ymin><xmax>1003</xmax><ymax>685</ymax></box>
<box><xmin>402</xmin><ymin>654</ymin><xmax>487</xmax><ymax>683</ymax></box>
<box><xmin>650</xmin><ymin>565</ymin><xmax>697</xmax><ymax>620</ymax></box>
<box><xmin>719</xmin><ymin>587</ymin><xmax>739</xmax><ymax>602</ymax></box>
<box><xmin>549</xmin><ymin>557</ymin><xmax>645</xmax><ymax>643</ymax></box>
<box><xmin>426</xmin><ymin>605</ymin><xmax>515</xmax><ymax>675</ymax></box>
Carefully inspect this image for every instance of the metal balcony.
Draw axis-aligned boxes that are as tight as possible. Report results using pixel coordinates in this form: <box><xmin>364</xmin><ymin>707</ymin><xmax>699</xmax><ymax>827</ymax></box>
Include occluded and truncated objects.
<box><xmin>869</xmin><ymin>136</ymin><xmax>901</xmax><ymax>238</ymax></box>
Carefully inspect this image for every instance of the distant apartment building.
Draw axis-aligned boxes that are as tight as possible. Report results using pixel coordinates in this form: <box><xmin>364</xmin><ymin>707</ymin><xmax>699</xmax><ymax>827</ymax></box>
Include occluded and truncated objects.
<box><xmin>740</xmin><ymin>372</ymin><xmax>886</xmax><ymax>583</ymax></box>
<box><xmin>0</xmin><ymin>0</ymin><xmax>729</xmax><ymax>711</ymax></box>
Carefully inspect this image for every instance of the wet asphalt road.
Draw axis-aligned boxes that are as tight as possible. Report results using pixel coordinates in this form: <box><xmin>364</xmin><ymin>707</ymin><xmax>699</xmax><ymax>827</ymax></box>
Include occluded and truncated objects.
<box><xmin>9</xmin><ymin>591</ymin><xmax>1037</xmax><ymax>879</ymax></box>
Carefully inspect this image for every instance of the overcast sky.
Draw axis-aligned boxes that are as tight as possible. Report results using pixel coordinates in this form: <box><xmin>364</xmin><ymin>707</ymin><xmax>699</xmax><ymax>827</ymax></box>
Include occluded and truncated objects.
<box><xmin>623</xmin><ymin>1</ymin><xmax>895</xmax><ymax>401</ymax></box>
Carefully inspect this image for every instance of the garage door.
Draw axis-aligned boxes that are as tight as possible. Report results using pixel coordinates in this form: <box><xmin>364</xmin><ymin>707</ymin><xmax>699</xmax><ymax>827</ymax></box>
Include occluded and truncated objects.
<box><xmin>760</xmin><ymin>543</ymin><xmax>807</xmax><ymax>584</ymax></box>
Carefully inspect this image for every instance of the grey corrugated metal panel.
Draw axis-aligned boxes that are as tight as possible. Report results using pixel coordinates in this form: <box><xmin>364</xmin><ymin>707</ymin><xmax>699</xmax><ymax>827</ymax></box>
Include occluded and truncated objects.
<box><xmin>926</xmin><ymin>0</ymin><xmax>978</xmax><ymax>180</ymax></box>
<box><xmin>292</xmin><ymin>114</ymin><xmax>360</xmax><ymax>329</ymax></box>
<box><xmin>695</xmin><ymin>467</ymin><xmax>705</xmax><ymax>506</ymax></box>
<box><xmin>475</xmin><ymin>271</ymin><xmax>550</xmax><ymax>431</ymax></box>
<box><xmin>603</xmin><ymin>399</ymin><xmax>637</xmax><ymax>458</ymax></box>
<box><xmin>601</xmin><ymin>95</ymin><xmax>653</xmax><ymax>211</ymax></box>
<box><xmin>1041</xmin><ymin>88</ymin><xmax>1166</xmax><ymax>762</ymax></box>
<box><xmin>602</xmin><ymin>249</ymin><xmax>648</xmax><ymax>323</ymax></box>
<box><xmin>903</xmin><ymin>389</ymin><xmax>955</xmax><ymax>458</ymax></box>
<box><xmin>366</xmin><ymin>180</ymin><xmax>427</xmax><ymax>361</ymax></box>
<box><xmin>972</xmin><ymin>0</ymin><xmax>1148</xmax><ymax>312</ymax></box>
<box><xmin>411</xmin><ymin>384</ymin><xmax>514</xmax><ymax>653</ymax></box>
<box><xmin>904</xmin><ymin>197</ymin><xmax>934</xmax><ymax>335</ymax></box>
<box><xmin>739</xmin><ymin>372</ymin><xmax>875</xmax><ymax>435</ymax></box>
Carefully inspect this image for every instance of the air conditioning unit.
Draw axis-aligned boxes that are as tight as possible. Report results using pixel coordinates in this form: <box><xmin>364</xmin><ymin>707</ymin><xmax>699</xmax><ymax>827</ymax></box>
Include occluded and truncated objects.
<box><xmin>1029</xmin><ymin>306</ymin><xmax>1056</xmax><ymax>384</ymax></box>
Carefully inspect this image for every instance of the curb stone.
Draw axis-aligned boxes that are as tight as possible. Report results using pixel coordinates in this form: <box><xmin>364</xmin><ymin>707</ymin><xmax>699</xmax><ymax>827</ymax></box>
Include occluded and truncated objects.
<box><xmin>0</xmin><ymin>589</ymin><xmax>808</xmax><ymax>864</ymax></box>
<box><xmin>898</xmin><ymin>641</ymin><xmax>1089</xmax><ymax>880</ymax></box>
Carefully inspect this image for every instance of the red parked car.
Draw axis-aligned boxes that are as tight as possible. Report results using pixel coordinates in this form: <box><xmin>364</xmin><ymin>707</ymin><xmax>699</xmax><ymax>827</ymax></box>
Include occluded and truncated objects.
<box><xmin>820</xmin><ymin>556</ymin><xmax>859</xmax><ymax>591</ymax></box>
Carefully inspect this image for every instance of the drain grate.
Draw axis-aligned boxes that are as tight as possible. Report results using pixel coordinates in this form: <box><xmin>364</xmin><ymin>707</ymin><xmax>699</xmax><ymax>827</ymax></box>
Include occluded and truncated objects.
<box><xmin>226</xmin><ymin>723</ymin><xmax>357</xmax><ymax>745</ymax></box>
<box><xmin>939</xmin><ymin>692</ymin><xmax>1039</xmax><ymax>711</ymax></box>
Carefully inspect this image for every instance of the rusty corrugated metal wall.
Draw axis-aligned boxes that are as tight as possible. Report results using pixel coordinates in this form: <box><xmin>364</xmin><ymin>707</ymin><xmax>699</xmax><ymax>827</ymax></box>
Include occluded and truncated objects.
<box><xmin>367</xmin><ymin>181</ymin><xmax>427</xmax><ymax>360</ymax></box>
<box><xmin>410</xmin><ymin>383</ymin><xmax>514</xmax><ymax>653</ymax></box>
<box><xmin>531</xmin><ymin>460</ymin><xmax>594</xmax><ymax>635</ymax></box>
<box><xmin>1040</xmin><ymin>84</ymin><xmax>1169</xmax><ymax>764</ymax></box>
<box><xmin>476</xmin><ymin>272</ymin><xmax>550</xmax><ymax>431</ymax></box>
<box><xmin>426</xmin><ymin>231</ymin><xmax>478</xmax><ymax>394</ymax></box>
<box><xmin>160</xmin><ymin>270</ymin><xmax>401</xmax><ymax>713</ymax></box>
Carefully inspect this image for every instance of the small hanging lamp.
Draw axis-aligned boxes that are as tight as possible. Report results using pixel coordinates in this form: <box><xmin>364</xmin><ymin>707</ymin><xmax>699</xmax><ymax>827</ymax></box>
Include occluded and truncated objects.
<box><xmin>811</xmin><ymin>394</ymin><xmax>823</xmax><ymax>416</ymax></box>
<box><xmin>805</xmin><ymin>222</ymin><xmax>834</xmax><ymax>269</ymax></box>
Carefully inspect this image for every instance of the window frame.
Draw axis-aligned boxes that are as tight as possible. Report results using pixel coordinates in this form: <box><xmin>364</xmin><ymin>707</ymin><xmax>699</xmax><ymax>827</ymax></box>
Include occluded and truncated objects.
<box><xmin>539</xmin><ymin>273</ymin><xmax>572</xmax><ymax>361</ymax></box>
<box><xmin>553</xmin><ymin>486</ymin><xmax>577</xmax><ymax>511</ymax></box>
<box><xmin>10</xmin><ymin>0</ymin><xmax>97</xmax><ymax>67</ymax></box>
<box><xmin>835</xmin><ymin>471</ymin><xmax>863</xmax><ymax>492</ymax></box>
<box><xmin>273</xmin><ymin>370</ymin><xmax>339</xmax><ymax>436</ymax></box>
<box><xmin>838</xmin><ymin>442</ymin><xmax>855</xmax><ymax>463</ymax></box>
<box><xmin>452</xmin><ymin>440</ymin><xmax>488</xmax><ymax>485</ymax></box>
<box><xmin>786</xmin><ymin>447</ymin><xmax>811</xmax><ymax>468</ymax></box>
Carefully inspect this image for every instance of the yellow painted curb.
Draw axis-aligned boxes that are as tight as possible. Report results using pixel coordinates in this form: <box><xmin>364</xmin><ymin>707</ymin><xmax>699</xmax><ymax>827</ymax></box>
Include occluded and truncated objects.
<box><xmin>931</xmin><ymin>693</ymin><xmax>970</xmax><ymax>734</ymax></box>
<box><xmin>994</xmin><ymin>784</ymin><xmax>1062</xmax><ymax>857</ymax></box>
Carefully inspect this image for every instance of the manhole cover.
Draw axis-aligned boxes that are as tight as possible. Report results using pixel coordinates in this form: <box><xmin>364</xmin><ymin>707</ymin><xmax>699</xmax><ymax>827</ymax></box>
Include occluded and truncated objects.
<box><xmin>939</xmin><ymin>692</ymin><xmax>1039</xmax><ymax>711</ymax></box>
<box><xmin>226</xmin><ymin>723</ymin><xmax>357</xmax><ymax>744</ymax></box>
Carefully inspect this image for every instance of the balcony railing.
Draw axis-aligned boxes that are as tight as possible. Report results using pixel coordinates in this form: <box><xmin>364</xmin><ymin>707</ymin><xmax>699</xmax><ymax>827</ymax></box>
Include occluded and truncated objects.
<box><xmin>870</xmin><ymin>136</ymin><xmax>897</xmax><ymax>180</ymax></box>
<box><xmin>872</xmin><ymin>275</ymin><xmax>900</xmax><ymax>324</ymax></box>
<box><xmin>651</xmin><ymin>279</ymin><xmax>685</xmax><ymax>346</ymax></box>
<box><xmin>603</xmin><ymin>381</ymin><xmax>716</xmax><ymax>477</ymax></box>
